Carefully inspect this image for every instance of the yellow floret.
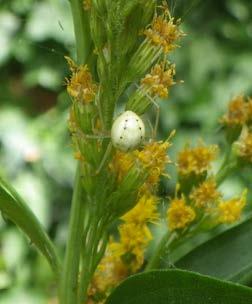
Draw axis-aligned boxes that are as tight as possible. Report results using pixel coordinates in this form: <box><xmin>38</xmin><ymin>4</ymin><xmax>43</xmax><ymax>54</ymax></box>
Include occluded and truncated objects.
<box><xmin>167</xmin><ymin>197</ymin><xmax>196</xmax><ymax>231</ymax></box>
<box><xmin>141</xmin><ymin>63</ymin><xmax>176</xmax><ymax>98</ymax></box>
<box><xmin>218</xmin><ymin>190</ymin><xmax>247</xmax><ymax>224</ymax></box>
<box><xmin>65</xmin><ymin>57</ymin><xmax>97</xmax><ymax>104</ymax></box>
<box><xmin>144</xmin><ymin>12</ymin><xmax>184</xmax><ymax>54</ymax></box>
<box><xmin>178</xmin><ymin>143</ymin><xmax>218</xmax><ymax>176</ymax></box>
<box><xmin>190</xmin><ymin>178</ymin><xmax>221</xmax><ymax>209</ymax></box>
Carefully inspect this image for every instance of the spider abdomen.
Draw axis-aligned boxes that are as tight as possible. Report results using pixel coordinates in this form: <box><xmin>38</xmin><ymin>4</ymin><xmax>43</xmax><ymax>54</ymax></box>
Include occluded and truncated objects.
<box><xmin>111</xmin><ymin>111</ymin><xmax>145</xmax><ymax>152</ymax></box>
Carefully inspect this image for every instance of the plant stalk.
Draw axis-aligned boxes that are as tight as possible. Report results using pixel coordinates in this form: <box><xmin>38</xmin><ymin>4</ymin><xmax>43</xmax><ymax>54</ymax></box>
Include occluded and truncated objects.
<box><xmin>60</xmin><ymin>1</ymin><xmax>91</xmax><ymax>303</ymax></box>
<box><xmin>69</xmin><ymin>0</ymin><xmax>91</xmax><ymax>64</ymax></box>
<box><xmin>60</xmin><ymin>166</ymin><xmax>85</xmax><ymax>304</ymax></box>
<box><xmin>145</xmin><ymin>231</ymin><xmax>177</xmax><ymax>271</ymax></box>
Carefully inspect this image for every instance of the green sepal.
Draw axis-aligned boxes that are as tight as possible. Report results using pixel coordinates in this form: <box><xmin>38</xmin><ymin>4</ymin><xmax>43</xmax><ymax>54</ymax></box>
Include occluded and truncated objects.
<box><xmin>107</xmin><ymin>167</ymin><xmax>147</xmax><ymax>220</ymax></box>
<box><xmin>126</xmin><ymin>88</ymin><xmax>152</xmax><ymax>115</ymax></box>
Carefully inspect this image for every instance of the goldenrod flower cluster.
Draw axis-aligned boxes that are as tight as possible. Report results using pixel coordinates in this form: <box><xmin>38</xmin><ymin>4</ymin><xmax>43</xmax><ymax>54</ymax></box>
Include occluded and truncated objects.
<box><xmin>167</xmin><ymin>182</ymin><xmax>247</xmax><ymax>232</ymax></box>
<box><xmin>89</xmin><ymin>194</ymin><xmax>159</xmax><ymax>301</ymax></box>
<box><xmin>134</xmin><ymin>140</ymin><xmax>172</xmax><ymax>187</ymax></box>
<box><xmin>89</xmin><ymin>140</ymin><xmax>172</xmax><ymax>301</ymax></box>
<box><xmin>65</xmin><ymin>57</ymin><xmax>97</xmax><ymax>104</ymax></box>
<box><xmin>237</xmin><ymin>128</ymin><xmax>252</xmax><ymax>162</ymax></box>
<box><xmin>141</xmin><ymin>63</ymin><xmax>176</xmax><ymax>98</ymax></box>
<box><xmin>167</xmin><ymin>141</ymin><xmax>248</xmax><ymax>232</ymax></box>
<box><xmin>144</xmin><ymin>12</ymin><xmax>184</xmax><ymax>54</ymax></box>
<box><xmin>190</xmin><ymin>178</ymin><xmax>221</xmax><ymax>209</ymax></box>
<box><xmin>221</xmin><ymin>95</ymin><xmax>252</xmax><ymax>163</ymax></box>
<box><xmin>218</xmin><ymin>190</ymin><xmax>247</xmax><ymax>224</ymax></box>
<box><xmin>110</xmin><ymin>139</ymin><xmax>172</xmax><ymax>188</ymax></box>
<box><xmin>221</xmin><ymin>95</ymin><xmax>252</xmax><ymax>127</ymax></box>
<box><xmin>167</xmin><ymin>197</ymin><xmax>196</xmax><ymax>231</ymax></box>
<box><xmin>178</xmin><ymin>143</ymin><xmax>219</xmax><ymax>176</ymax></box>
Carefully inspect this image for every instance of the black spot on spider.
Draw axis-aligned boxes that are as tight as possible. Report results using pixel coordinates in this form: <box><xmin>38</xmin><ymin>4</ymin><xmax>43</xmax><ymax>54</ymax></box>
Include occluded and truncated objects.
<box><xmin>120</xmin><ymin>136</ymin><xmax>123</xmax><ymax>139</ymax></box>
<box><xmin>136</xmin><ymin>119</ymin><xmax>139</xmax><ymax>122</ymax></box>
<box><xmin>139</xmin><ymin>127</ymin><xmax>142</xmax><ymax>130</ymax></box>
<box><xmin>125</xmin><ymin>119</ymin><xmax>128</xmax><ymax>122</ymax></box>
<box><xmin>124</xmin><ymin>127</ymin><xmax>126</xmax><ymax>130</ymax></box>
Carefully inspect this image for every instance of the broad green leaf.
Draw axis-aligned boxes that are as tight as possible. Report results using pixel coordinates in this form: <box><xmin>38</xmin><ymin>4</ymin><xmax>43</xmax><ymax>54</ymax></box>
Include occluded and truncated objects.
<box><xmin>175</xmin><ymin>218</ymin><xmax>252</xmax><ymax>285</ymax></box>
<box><xmin>106</xmin><ymin>270</ymin><xmax>252</xmax><ymax>304</ymax></box>
<box><xmin>0</xmin><ymin>176</ymin><xmax>61</xmax><ymax>278</ymax></box>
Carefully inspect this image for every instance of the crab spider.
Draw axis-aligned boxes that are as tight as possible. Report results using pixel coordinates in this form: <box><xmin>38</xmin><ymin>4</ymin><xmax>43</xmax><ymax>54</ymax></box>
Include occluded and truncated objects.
<box><xmin>75</xmin><ymin>87</ymin><xmax>160</xmax><ymax>174</ymax></box>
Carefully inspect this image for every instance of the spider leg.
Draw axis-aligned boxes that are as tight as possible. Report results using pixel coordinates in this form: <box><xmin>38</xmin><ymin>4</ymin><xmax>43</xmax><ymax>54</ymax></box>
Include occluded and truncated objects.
<box><xmin>134</xmin><ymin>83</ymin><xmax>160</xmax><ymax>139</ymax></box>
<box><xmin>95</xmin><ymin>142</ymin><xmax>113</xmax><ymax>175</ymax></box>
<box><xmin>76</xmin><ymin>129</ymin><xmax>110</xmax><ymax>140</ymax></box>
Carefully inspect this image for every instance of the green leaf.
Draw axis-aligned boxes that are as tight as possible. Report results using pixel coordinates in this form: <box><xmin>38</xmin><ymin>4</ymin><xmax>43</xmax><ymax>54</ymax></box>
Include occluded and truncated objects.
<box><xmin>0</xmin><ymin>176</ymin><xmax>61</xmax><ymax>278</ymax></box>
<box><xmin>106</xmin><ymin>270</ymin><xmax>252</xmax><ymax>304</ymax></box>
<box><xmin>175</xmin><ymin>218</ymin><xmax>252</xmax><ymax>285</ymax></box>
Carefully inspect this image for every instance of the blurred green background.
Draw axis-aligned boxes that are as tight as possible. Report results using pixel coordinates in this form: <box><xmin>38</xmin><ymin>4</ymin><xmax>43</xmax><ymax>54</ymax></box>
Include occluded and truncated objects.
<box><xmin>0</xmin><ymin>0</ymin><xmax>252</xmax><ymax>302</ymax></box>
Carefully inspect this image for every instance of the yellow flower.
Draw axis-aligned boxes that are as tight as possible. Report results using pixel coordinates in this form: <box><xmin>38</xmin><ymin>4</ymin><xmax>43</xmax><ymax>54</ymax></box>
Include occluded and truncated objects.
<box><xmin>110</xmin><ymin>139</ymin><xmax>172</xmax><ymax>188</ymax></box>
<box><xmin>109</xmin><ymin>151</ymin><xmax>134</xmax><ymax>182</ymax></box>
<box><xmin>65</xmin><ymin>57</ymin><xmax>97</xmax><ymax>104</ymax></box>
<box><xmin>167</xmin><ymin>197</ymin><xmax>196</xmax><ymax>231</ymax></box>
<box><xmin>236</xmin><ymin>128</ymin><xmax>252</xmax><ymax>162</ymax></box>
<box><xmin>190</xmin><ymin>178</ymin><xmax>221</xmax><ymax>209</ymax></box>
<box><xmin>144</xmin><ymin>11</ymin><xmax>184</xmax><ymax>54</ymax></box>
<box><xmin>122</xmin><ymin>194</ymin><xmax>159</xmax><ymax>225</ymax></box>
<box><xmin>218</xmin><ymin>190</ymin><xmax>247</xmax><ymax>224</ymax></box>
<box><xmin>119</xmin><ymin>223</ymin><xmax>152</xmax><ymax>260</ymax></box>
<box><xmin>178</xmin><ymin>143</ymin><xmax>218</xmax><ymax>176</ymax></box>
<box><xmin>89</xmin><ymin>241</ymin><xmax>129</xmax><ymax>301</ymax></box>
<box><xmin>134</xmin><ymin>139</ymin><xmax>172</xmax><ymax>187</ymax></box>
<box><xmin>141</xmin><ymin>63</ymin><xmax>176</xmax><ymax>98</ymax></box>
<box><xmin>220</xmin><ymin>95</ymin><xmax>247</xmax><ymax>127</ymax></box>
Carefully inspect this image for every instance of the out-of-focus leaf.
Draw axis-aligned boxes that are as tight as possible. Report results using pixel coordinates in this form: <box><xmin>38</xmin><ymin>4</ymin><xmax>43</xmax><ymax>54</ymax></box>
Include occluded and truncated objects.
<box><xmin>25</xmin><ymin>0</ymin><xmax>74</xmax><ymax>44</ymax></box>
<box><xmin>14</xmin><ymin>173</ymin><xmax>50</xmax><ymax>227</ymax></box>
<box><xmin>106</xmin><ymin>270</ymin><xmax>252</xmax><ymax>304</ymax></box>
<box><xmin>175</xmin><ymin>217</ymin><xmax>252</xmax><ymax>285</ymax></box>
<box><xmin>0</xmin><ymin>176</ymin><xmax>61</xmax><ymax>278</ymax></box>
<box><xmin>0</xmin><ymin>11</ymin><xmax>20</xmax><ymax>64</ymax></box>
<box><xmin>24</xmin><ymin>66</ymin><xmax>62</xmax><ymax>89</ymax></box>
<box><xmin>0</xmin><ymin>288</ymin><xmax>46</xmax><ymax>304</ymax></box>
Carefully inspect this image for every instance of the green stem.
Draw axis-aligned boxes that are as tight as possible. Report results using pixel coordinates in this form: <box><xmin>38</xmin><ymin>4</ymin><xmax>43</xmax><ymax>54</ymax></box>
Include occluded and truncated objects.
<box><xmin>59</xmin><ymin>2</ymin><xmax>91</xmax><ymax>303</ymax></box>
<box><xmin>78</xmin><ymin>217</ymin><xmax>108</xmax><ymax>304</ymax></box>
<box><xmin>69</xmin><ymin>0</ymin><xmax>91</xmax><ymax>64</ymax></box>
<box><xmin>60</xmin><ymin>166</ymin><xmax>85</xmax><ymax>304</ymax></box>
<box><xmin>216</xmin><ymin>146</ymin><xmax>237</xmax><ymax>186</ymax></box>
<box><xmin>145</xmin><ymin>231</ymin><xmax>177</xmax><ymax>271</ymax></box>
<box><xmin>216</xmin><ymin>161</ymin><xmax>237</xmax><ymax>186</ymax></box>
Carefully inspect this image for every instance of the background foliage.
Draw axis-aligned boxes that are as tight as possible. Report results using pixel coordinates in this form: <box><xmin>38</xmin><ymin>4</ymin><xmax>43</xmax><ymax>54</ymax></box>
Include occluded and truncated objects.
<box><xmin>0</xmin><ymin>0</ymin><xmax>252</xmax><ymax>302</ymax></box>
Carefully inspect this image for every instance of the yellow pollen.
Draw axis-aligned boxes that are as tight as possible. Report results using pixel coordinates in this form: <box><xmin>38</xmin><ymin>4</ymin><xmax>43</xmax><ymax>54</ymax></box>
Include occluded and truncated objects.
<box><xmin>218</xmin><ymin>190</ymin><xmax>247</xmax><ymax>224</ymax></box>
<box><xmin>122</xmin><ymin>194</ymin><xmax>159</xmax><ymax>225</ymax></box>
<box><xmin>134</xmin><ymin>139</ymin><xmax>172</xmax><ymax>186</ymax></box>
<box><xmin>178</xmin><ymin>143</ymin><xmax>218</xmax><ymax>176</ymax></box>
<box><xmin>144</xmin><ymin>12</ymin><xmax>184</xmax><ymax>54</ymax></box>
<box><xmin>236</xmin><ymin>128</ymin><xmax>252</xmax><ymax>162</ymax></box>
<box><xmin>109</xmin><ymin>151</ymin><xmax>134</xmax><ymax>182</ymax></box>
<box><xmin>167</xmin><ymin>197</ymin><xmax>196</xmax><ymax>231</ymax></box>
<box><xmin>65</xmin><ymin>57</ymin><xmax>97</xmax><ymax>104</ymax></box>
<box><xmin>220</xmin><ymin>95</ymin><xmax>247</xmax><ymax>127</ymax></box>
<box><xmin>141</xmin><ymin>63</ymin><xmax>176</xmax><ymax>98</ymax></box>
<box><xmin>190</xmin><ymin>178</ymin><xmax>221</xmax><ymax>208</ymax></box>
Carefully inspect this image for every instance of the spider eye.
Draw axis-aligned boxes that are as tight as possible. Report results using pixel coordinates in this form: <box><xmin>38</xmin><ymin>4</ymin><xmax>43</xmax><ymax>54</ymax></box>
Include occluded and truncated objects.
<box><xmin>111</xmin><ymin>111</ymin><xmax>145</xmax><ymax>152</ymax></box>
